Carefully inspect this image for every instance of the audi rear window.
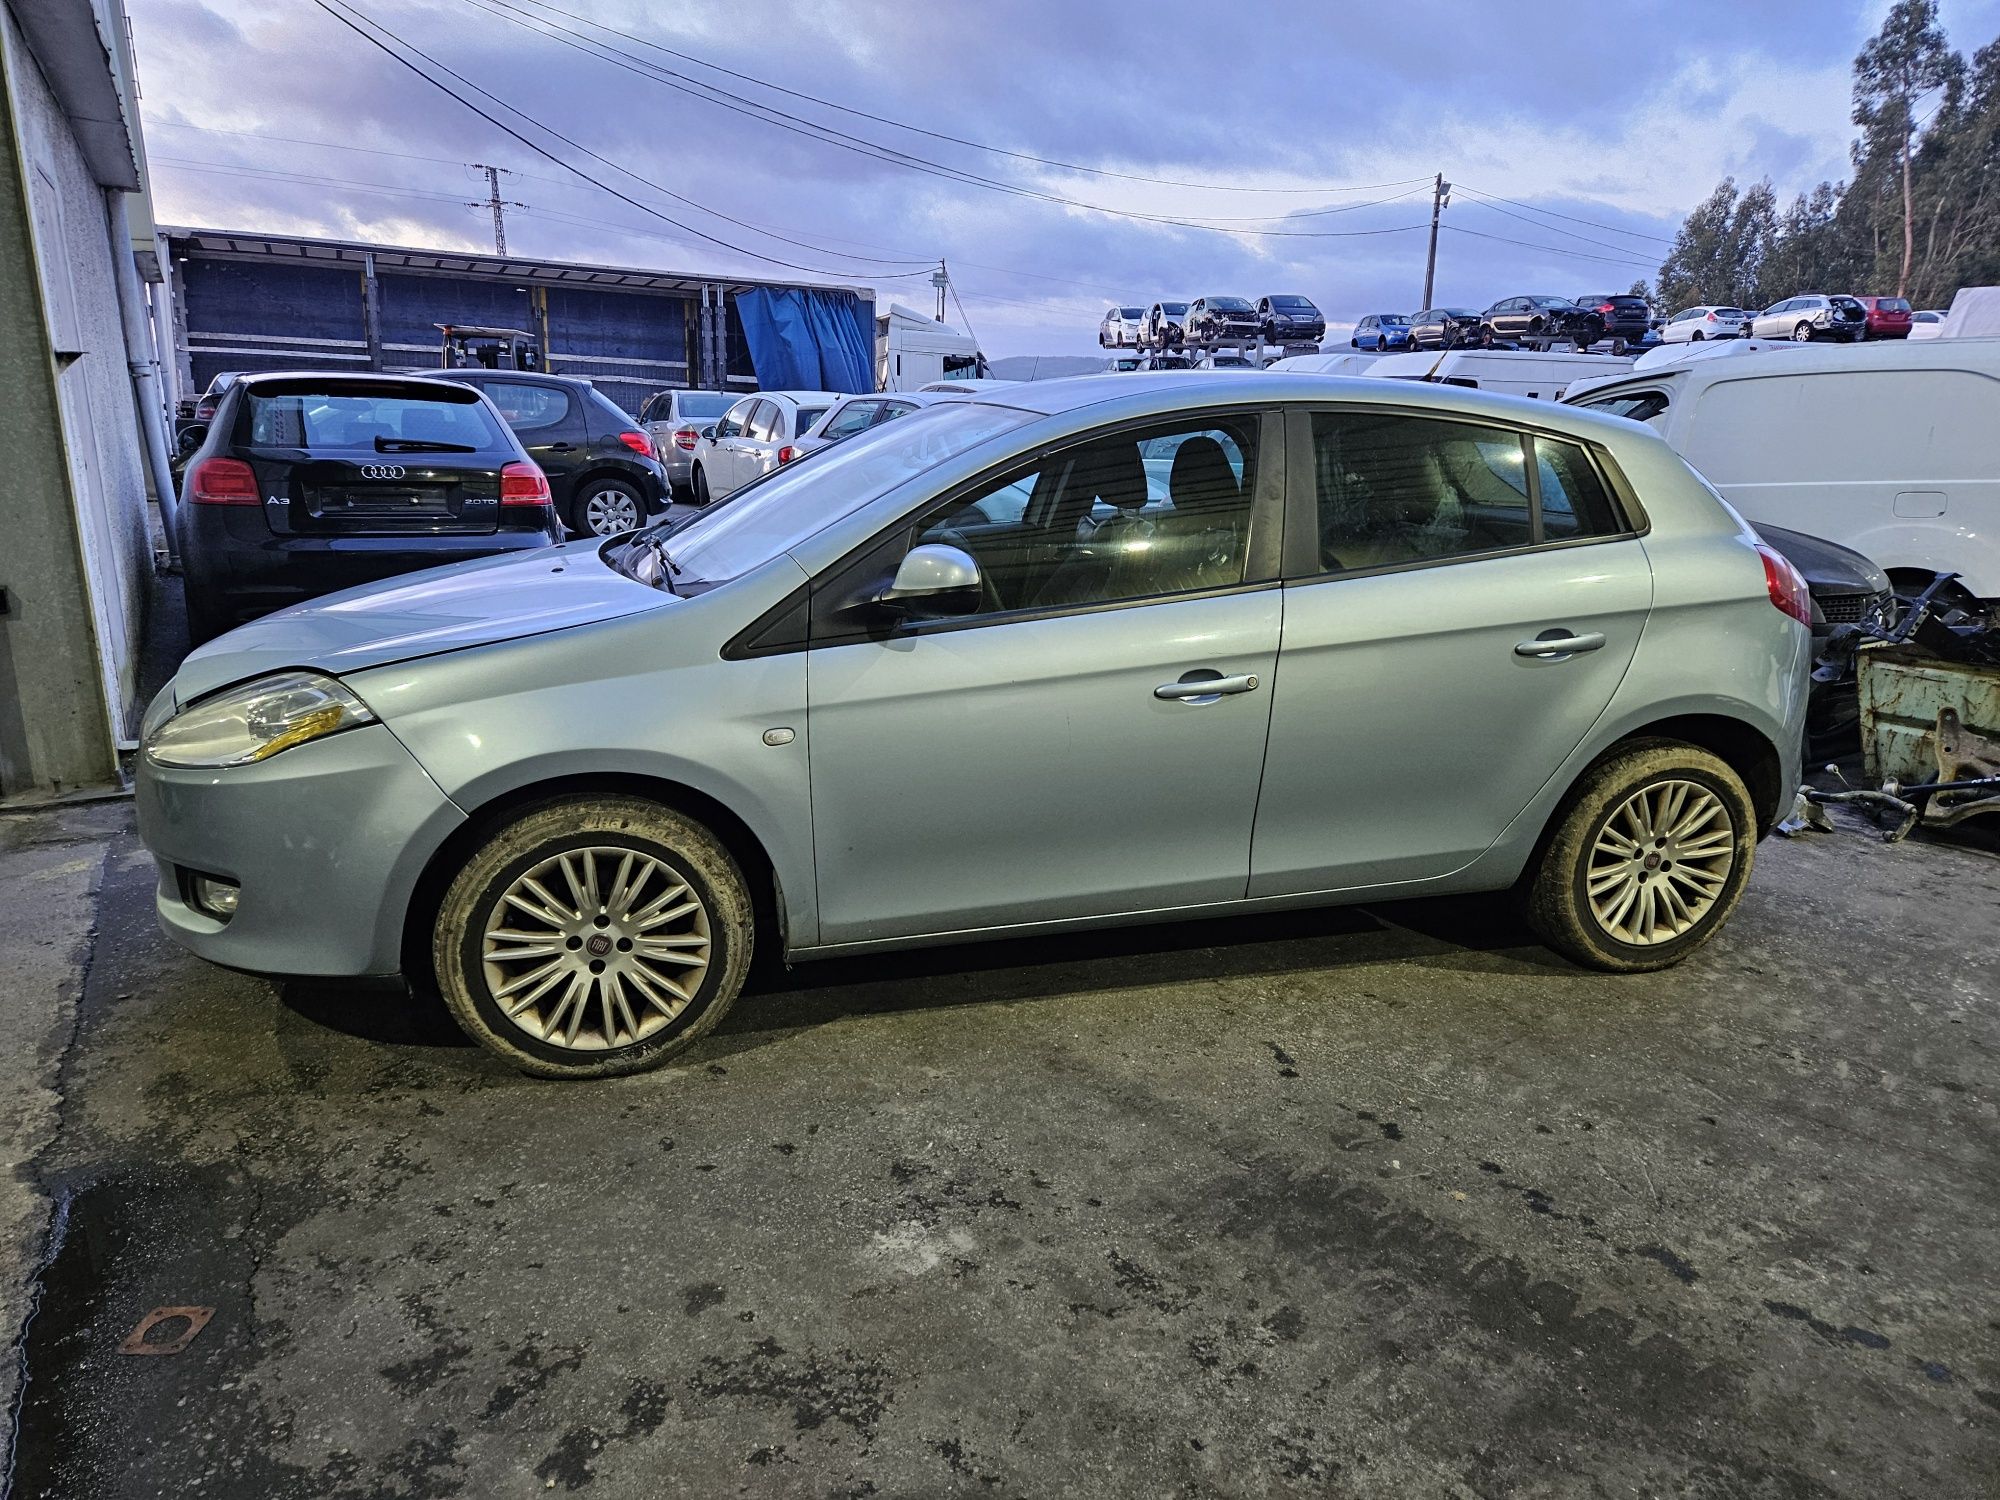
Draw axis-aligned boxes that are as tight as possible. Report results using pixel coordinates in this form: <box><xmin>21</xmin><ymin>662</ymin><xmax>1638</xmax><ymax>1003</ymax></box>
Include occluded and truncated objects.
<box><xmin>242</xmin><ymin>383</ymin><xmax>509</xmax><ymax>452</ymax></box>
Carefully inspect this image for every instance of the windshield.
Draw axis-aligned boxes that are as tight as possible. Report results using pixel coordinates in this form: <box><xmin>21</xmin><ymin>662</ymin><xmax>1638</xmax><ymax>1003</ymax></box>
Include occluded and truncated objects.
<box><xmin>1381</xmin><ymin>314</ymin><xmax>1409</xmax><ymax>325</ymax></box>
<box><xmin>1119</xmin><ymin>306</ymin><xmax>1146</xmax><ymax>318</ymax></box>
<box><xmin>637</xmin><ymin>401</ymin><xmax>1029</xmax><ymax>585</ymax></box>
<box><xmin>1161</xmin><ymin>302</ymin><xmax>1189</xmax><ymax>315</ymax></box>
<box><xmin>1271</xmin><ymin>296</ymin><xmax>1313</xmax><ymax>309</ymax></box>
<box><xmin>1210</xmin><ymin>297</ymin><xmax>1253</xmax><ymax>311</ymax></box>
<box><xmin>1530</xmin><ymin>297</ymin><xmax>1571</xmax><ymax>308</ymax></box>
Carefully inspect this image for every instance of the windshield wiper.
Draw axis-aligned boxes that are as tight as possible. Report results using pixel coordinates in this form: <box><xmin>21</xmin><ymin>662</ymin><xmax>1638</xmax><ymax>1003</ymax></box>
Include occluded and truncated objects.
<box><xmin>374</xmin><ymin>436</ymin><xmax>477</xmax><ymax>453</ymax></box>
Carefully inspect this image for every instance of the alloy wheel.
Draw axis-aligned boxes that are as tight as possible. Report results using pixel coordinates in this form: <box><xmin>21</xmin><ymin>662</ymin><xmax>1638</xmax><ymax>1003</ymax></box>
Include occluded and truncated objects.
<box><xmin>584</xmin><ymin>487</ymin><xmax>641</xmax><ymax>535</ymax></box>
<box><xmin>481</xmin><ymin>845</ymin><xmax>712</xmax><ymax>1051</ymax></box>
<box><xmin>1585</xmin><ymin>779</ymin><xmax>1737</xmax><ymax>945</ymax></box>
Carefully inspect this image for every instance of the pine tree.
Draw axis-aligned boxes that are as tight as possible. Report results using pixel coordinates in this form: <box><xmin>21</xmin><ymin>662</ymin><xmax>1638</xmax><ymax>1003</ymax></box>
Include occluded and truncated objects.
<box><xmin>1853</xmin><ymin>0</ymin><xmax>1961</xmax><ymax>295</ymax></box>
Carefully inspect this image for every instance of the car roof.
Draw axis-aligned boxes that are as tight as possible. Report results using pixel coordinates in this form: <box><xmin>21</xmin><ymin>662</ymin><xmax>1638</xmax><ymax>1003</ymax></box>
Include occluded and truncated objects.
<box><xmin>970</xmin><ymin>369</ymin><xmax>1652</xmax><ymax>443</ymax></box>
<box><xmin>1566</xmin><ymin>335</ymin><xmax>2000</xmax><ymax>395</ymax></box>
<box><xmin>430</xmin><ymin>368</ymin><xmax>594</xmax><ymax>387</ymax></box>
<box><xmin>235</xmin><ymin>370</ymin><xmax>488</xmax><ymax>392</ymax></box>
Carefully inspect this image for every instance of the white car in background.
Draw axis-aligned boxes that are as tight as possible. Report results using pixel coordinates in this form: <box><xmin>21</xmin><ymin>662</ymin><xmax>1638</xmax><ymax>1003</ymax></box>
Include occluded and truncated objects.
<box><xmin>1661</xmin><ymin>306</ymin><xmax>1751</xmax><ymax>343</ymax></box>
<box><xmin>1748</xmin><ymin>294</ymin><xmax>1868</xmax><ymax>342</ymax></box>
<box><xmin>792</xmin><ymin>391</ymin><xmax>949</xmax><ymax>456</ymax></box>
<box><xmin>1908</xmin><ymin>309</ymin><xmax>1948</xmax><ymax>340</ymax></box>
<box><xmin>917</xmin><ymin>377</ymin><xmax>1020</xmax><ymax>395</ymax></box>
<box><xmin>1098</xmin><ymin>306</ymin><xmax>1150</xmax><ymax>348</ymax></box>
<box><xmin>690</xmin><ymin>390</ymin><xmax>837</xmax><ymax>504</ymax></box>
<box><xmin>637</xmin><ymin>388</ymin><xmax>735</xmax><ymax>500</ymax></box>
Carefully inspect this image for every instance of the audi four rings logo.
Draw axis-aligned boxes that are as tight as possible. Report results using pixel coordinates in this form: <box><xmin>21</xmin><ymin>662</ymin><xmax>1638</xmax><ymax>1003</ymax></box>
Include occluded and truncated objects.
<box><xmin>359</xmin><ymin>464</ymin><xmax>406</xmax><ymax>480</ymax></box>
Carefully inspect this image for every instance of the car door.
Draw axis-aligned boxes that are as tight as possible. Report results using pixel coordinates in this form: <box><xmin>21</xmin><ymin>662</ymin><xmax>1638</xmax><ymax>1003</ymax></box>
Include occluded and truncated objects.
<box><xmin>738</xmin><ymin>400</ymin><xmax>785</xmax><ymax>483</ymax></box>
<box><xmin>480</xmin><ymin>379</ymin><xmax>585</xmax><ymax>504</ymax></box>
<box><xmin>804</xmin><ymin>407</ymin><xmax>1285</xmax><ymax>943</ymax></box>
<box><xmin>707</xmin><ymin>397</ymin><xmax>755</xmax><ymax>493</ymax></box>
<box><xmin>1249</xmin><ymin>404</ymin><xmax>1653</xmax><ymax>896</ymax></box>
<box><xmin>1755</xmin><ymin>300</ymin><xmax>1792</xmax><ymax>338</ymax></box>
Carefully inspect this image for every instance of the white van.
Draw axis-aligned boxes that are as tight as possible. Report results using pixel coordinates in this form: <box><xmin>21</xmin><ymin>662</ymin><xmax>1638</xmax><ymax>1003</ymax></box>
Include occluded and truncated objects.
<box><xmin>1563</xmin><ymin>338</ymin><xmax>2000</xmax><ymax>602</ymax></box>
<box><xmin>1273</xmin><ymin>348</ymin><xmax>1632</xmax><ymax>401</ymax></box>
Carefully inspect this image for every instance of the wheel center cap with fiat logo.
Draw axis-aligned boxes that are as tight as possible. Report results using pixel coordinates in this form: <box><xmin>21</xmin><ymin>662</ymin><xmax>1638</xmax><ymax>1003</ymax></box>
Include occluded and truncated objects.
<box><xmin>585</xmin><ymin>933</ymin><xmax>613</xmax><ymax>957</ymax></box>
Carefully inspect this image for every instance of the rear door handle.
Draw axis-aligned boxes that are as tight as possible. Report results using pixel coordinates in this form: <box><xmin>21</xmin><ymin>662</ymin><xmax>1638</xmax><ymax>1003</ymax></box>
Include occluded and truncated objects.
<box><xmin>1515</xmin><ymin>631</ymin><xmax>1606</xmax><ymax>659</ymax></box>
<box><xmin>1156</xmin><ymin>672</ymin><xmax>1259</xmax><ymax>702</ymax></box>
<box><xmin>546</xmin><ymin>442</ymin><xmax>575</xmax><ymax>452</ymax></box>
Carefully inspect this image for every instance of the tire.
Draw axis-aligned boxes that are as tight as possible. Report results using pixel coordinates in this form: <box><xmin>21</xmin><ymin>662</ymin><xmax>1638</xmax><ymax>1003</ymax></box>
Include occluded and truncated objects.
<box><xmin>572</xmin><ymin>478</ymin><xmax>645</xmax><ymax>538</ymax></box>
<box><xmin>1690</xmin><ymin>330</ymin><xmax>1704</xmax><ymax>341</ymax></box>
<box><xmin>1479</xmin><ymin>326</ymin><xmax>1497</xmax><ymax>349</ymax></box>
<box><xmin>1526</xmin><ymin>742</ymin><xmax>1756</xmax><ymax>973</ymax></box>
<box><xmin>183</xmin><ymin>580</ymin><xmax>231</xmax><ymax>647</ymax></box>
<box><xmin>691</xmin><ymin>464</ymin><xmax>712</xmax><ymax>506</ymax></box>
<box><xmin>1350</xmin><ymin>338</ymin><xmax>1359</xmax><ymax>349</ymax></box>
<box><xmin>1792</xmin><ymin>322</ymin><xmax>1814</xmax><ymax>343</ymax></box>
<box><xmin>433</xmin><ymin>796</ymin><xmax>755</xmax><ymax>1080</ymax></box>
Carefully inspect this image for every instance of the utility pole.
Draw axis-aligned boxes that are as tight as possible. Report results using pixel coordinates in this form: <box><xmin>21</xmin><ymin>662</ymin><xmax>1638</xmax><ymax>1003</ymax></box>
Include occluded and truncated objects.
<box><xmin>1422</xmin><ymin>173</ymin><xmax>1450</xmax><ymax>309</ymax></box>
<box><xmin>932</xmin><ymin>259</ymin><xmax>949</xmax><ymax>322</ymax></box>
<box><xmin>473</xmin><ymin>163</ymin><xmax>511</xmax><ymax>255</ymax></box>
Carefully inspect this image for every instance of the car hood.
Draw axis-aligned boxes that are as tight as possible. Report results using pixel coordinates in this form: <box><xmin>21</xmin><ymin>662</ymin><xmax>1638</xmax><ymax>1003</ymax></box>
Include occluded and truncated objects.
<box><xmin>1750</xmin><ymin>523</ymin><xmax>1889</xmax><ymax>594</ymax></box>
<box><xmin>170</xmin><ymin>543</ymin><xmax>676</xmax><ymax>702</ymax></box>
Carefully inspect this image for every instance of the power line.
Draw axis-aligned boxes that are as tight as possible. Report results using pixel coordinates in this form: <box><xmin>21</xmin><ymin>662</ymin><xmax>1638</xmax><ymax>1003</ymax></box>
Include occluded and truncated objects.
<box><xmin>149</xmin><ymin>119</ymin><xmax>947</xmax><ymax>266</ymax></box>
<box><xmin>1440</xmin><ymin>223</ymin><xmax>1658</xmax><ymax>270</ymax></box>
<box><xmin>503</xmin><ymin>0</ymin><xmax>1430</xmax><ymax>198</ymax></box>
<box><xmin>1455</xmin><ymin>192</ymin><xmax>1668</xmax><ymax>257</ymax></box>
<box><xmin>152</xmin><ymin>156</ymin><xmax>494</xmax><ymax>209</ymax></box>
<box><xmin>453</xmin><ymin>0</ymin><xmax>1438</xmax><ymax>239</ymax></box>
<box><xmin>1453</xmin><ymin>183</ymin><xmax>1676</xmax><ymax>246</ymax></box>
<box><xmin>310</xmin><ymin>0</ymin><xmax>935</xmax><ymax>280</ymax></box>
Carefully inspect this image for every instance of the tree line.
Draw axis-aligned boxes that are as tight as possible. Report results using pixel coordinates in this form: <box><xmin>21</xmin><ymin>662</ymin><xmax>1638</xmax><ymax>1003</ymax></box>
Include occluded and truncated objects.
<box><xmin>1649</xmin><ymin>0</ymin><xmax>1998</xmax><ymax>314</ymax></box>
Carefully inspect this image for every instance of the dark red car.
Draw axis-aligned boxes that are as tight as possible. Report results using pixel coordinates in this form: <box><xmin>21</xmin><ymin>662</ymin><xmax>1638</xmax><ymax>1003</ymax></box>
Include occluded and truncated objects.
<box><xmin>1854</xmin><ymin>296</ymin><xmax>1914</xmax><ymax>339</ymax></box>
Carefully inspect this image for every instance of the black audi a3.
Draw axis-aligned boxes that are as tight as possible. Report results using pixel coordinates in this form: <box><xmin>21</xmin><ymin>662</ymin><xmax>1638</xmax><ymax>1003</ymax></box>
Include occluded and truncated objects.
<box><xmin>175</xmin><ymin>372</ymin><xmax>562</xmax><ymax>644</ymax></box>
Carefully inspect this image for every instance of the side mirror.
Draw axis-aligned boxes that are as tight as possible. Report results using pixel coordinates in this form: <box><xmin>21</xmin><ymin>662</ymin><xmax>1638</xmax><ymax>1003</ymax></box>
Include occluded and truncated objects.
<box><xmin>176</xmin><ymin>423</ymin><xmax>207</xmax><ymax>456</ymax></box>
<box><xmin>701</xmin><ymin>425</ymin><xmax>717</xmax><ymax>441</ymax></box>
<box><xmin>874</xmin><ymin>544</ymin><xmax>982</xmax><ymax>617</ymax></box>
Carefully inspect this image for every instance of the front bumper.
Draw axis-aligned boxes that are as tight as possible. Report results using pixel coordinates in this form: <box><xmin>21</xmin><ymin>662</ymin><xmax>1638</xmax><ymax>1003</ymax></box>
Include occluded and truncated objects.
<box><xmin>136</xmin><ymin>722</ymin><xmax>466</xmax><ymax>977</ymax></box>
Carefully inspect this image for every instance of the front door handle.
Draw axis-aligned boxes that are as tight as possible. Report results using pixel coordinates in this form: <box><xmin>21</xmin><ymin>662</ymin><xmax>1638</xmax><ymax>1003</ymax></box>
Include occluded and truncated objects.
<box><xmin>1515</xmin><ymin>630</ymin><xmax>1606</xmax><ymax>660</ymax></box>
<box><xmin>1156</xmin><ymin>672</ymin><xmax>1259</xmax><ymax>703</ymax></box>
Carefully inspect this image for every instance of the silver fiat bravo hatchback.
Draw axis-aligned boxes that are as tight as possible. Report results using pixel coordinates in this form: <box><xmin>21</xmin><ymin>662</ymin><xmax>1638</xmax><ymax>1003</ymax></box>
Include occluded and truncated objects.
<box><xmin>138</xmin><ymin>373</ymin><xmax>1811</xmax><ymax>1078</ymax></box>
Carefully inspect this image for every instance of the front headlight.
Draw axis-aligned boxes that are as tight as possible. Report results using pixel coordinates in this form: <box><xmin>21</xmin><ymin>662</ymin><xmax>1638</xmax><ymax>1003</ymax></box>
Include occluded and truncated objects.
<box><xmin>146</xmin><ymin>671</ymin><xmax>376</xmax><ymax>769</ymax></box>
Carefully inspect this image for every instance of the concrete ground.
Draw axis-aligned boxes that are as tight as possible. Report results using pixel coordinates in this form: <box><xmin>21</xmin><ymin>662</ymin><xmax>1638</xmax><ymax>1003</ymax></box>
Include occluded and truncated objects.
<box><xmin>0</xmin><ymin>788</ymin><xmax>1995</xmax><ymax>1498</ymax></box>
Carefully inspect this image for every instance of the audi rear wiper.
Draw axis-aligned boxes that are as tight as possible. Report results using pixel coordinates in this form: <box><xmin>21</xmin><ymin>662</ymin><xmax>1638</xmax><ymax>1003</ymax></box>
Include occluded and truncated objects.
<box><xmin>374</xmin><ymin>436</ymin><xmax>477</xmax><ymax>453</ymax></box>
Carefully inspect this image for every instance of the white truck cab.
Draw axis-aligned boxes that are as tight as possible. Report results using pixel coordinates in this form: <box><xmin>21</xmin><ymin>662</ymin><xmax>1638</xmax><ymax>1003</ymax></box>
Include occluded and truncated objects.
<box><xmin>876</xmin><ymin>303</ymin><xmax>986</xmax><ymax>392</ymax></box>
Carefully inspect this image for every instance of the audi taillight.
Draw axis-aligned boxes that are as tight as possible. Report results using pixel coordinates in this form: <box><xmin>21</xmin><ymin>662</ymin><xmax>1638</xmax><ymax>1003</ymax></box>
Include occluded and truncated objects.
<box><xmin>189</xmin><ymin>457</ymin><xmax>259</xmax><ymax>506</ymax></box>
<box><xmin>499</xmin><ymin>460</ymin><xmax>552</xmax><ymax>507</ymax></box>
<box><xmin>617</xmin><ymin>430</ymin><xmax>654</xmax><ymax>459</ymax></box>
<box><xmin>673</xmin><ymin>427</ymin><xmax>698</xmax><ymax>451</ymax></box>
<box><xmin>777</xmin><ymin>445</ymin><xmax>799</xmax><ymax>464</ymax></box>
<box><xmin>1756</xmin><ymin>543</ymin><xmax>1813</xmax><ymax>628</ymax></box>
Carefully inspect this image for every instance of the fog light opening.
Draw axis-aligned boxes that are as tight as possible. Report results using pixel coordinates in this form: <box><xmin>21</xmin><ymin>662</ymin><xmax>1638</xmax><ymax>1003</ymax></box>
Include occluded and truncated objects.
<box><xmin>190</xmin><ymin>873</ymin><xmax>240</xmax><ymax>920</ymax></box>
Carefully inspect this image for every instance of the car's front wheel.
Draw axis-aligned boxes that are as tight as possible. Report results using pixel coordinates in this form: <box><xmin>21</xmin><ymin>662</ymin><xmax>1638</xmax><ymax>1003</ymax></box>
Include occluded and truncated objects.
<box><xmin>1526</xmin><ymin>742</ymin><xmax>1756</xmax><ymax>973</ymax></box>
<box><xmin>433</xmin><ymin>796</ymin><xmax>754</xmax><ymax>1079</ymax></box>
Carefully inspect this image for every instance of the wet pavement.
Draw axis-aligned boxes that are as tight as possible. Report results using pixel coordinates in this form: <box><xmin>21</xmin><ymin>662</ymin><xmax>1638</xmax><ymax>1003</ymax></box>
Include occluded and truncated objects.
<box><xmin>3</xmin><ymin>801</ymin><xmax>1998</xmax><ymax>1497</ymax></box>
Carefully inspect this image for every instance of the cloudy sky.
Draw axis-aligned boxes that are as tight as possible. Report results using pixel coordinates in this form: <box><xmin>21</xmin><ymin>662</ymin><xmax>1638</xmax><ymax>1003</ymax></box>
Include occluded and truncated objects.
<box><xmin>129</xmin><ymin>0</ymin><xmax>2000</xmax><ymax>358</ymax></box>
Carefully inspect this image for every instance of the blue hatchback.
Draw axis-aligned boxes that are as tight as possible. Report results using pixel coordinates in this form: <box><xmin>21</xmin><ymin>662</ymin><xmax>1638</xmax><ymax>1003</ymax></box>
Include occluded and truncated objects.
<box><xmin>1351</xmin><ymin>313</ymin><xmax>1414</xmax><ymax>351</ymax></box>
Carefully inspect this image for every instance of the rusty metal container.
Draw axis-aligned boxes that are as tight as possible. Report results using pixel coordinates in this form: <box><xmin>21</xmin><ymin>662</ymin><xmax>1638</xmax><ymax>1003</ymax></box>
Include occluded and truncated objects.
<box><xmin>1856</xmin><ymin>645</ymin><xmax>2000</xmax><ymax>785</ymax></box>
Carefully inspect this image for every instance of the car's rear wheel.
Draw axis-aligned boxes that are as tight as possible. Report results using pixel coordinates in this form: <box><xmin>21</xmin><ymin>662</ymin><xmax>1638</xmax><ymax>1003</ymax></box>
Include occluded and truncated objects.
<box><xmin>1690</xmin><ymin>330</ymin><xmax>1704</xmax><ymax>341</ymax></box>
<box><xmin>1792</xmin><ymin>322</ymin><xmax>1814</xmax><ymax>342</ymax></box>
<box><xmin>433</xmin><ymin>796</ymin><xmax>754</xmax><ymax>1079</ymax></box>
<box><xmin>574</xmin><ymin>479</ymin><xmax>644</xmax><ymax>538</ymax></box>
<box><xmin>691</xmin><ymin>464</ymin><xmax>712</xmax><ymax>505</ymax></box>
<box><xmin>1527</xmin><ymin>742</ymin><xmax>1755</xmax><ymax>973</ymax></box>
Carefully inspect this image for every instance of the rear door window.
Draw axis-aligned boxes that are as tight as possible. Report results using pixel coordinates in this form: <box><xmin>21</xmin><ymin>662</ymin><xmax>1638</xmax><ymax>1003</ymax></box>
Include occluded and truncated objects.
<box><xmin>1304</xmin><ymin>411</ymin><xmax>1623</xmax><ymax>574</ymax></box>
<box><xmin>823</xmin><ymin>401</ymin><xmax>880</xmax><ymax>440</ymax></box>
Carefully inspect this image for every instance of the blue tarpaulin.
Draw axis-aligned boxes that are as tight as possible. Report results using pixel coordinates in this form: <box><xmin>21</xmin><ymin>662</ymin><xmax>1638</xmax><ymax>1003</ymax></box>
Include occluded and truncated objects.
<box><xmin>733</xmin><ymin>287</ymin><xmax>875</xmax><ymax>394</ymax></box>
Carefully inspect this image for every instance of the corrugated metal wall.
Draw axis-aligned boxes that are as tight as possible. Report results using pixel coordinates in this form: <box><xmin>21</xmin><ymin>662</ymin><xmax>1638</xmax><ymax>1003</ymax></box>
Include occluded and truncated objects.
<box><xmin>183</xmin><ymin>260</ymin><xmax>368</xmax><ymax>388</ymax></box>
<box><xmin>545</xmin><ymin>285</ymin><xmax>687</xmax><ymax>415</ymax></box>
